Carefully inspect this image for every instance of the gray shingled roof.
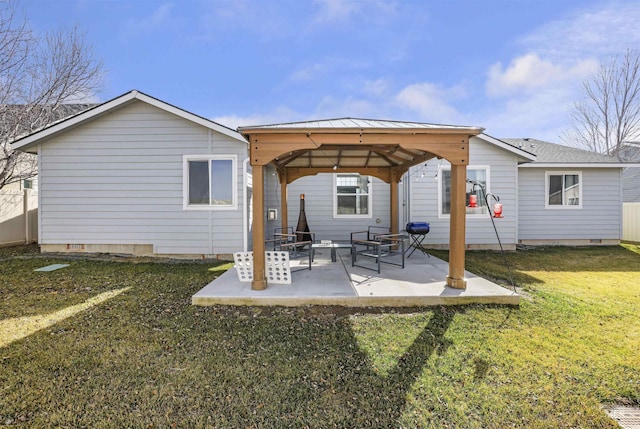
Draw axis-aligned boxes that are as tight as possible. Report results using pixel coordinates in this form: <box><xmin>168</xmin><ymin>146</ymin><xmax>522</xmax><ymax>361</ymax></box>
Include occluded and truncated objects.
<box><xmin>620</xmin><ymin>141</ymin><xmax>640</xmax><ymax>161</ymax></box>
<box><xmin>501</xmin><ymin>138</ymin><xmax>624</xmax><ymax>164</ymax></box>
<box><xmin>239</xmin><ymin>117</ymin><xmax>483</xmax><ymax>131</ymax></box>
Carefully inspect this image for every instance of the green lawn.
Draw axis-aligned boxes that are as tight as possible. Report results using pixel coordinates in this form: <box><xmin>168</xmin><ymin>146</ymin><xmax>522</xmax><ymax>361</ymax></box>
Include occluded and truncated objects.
<box><xmin>1</xmin><ymin>244</ymin><xmax>638</xmax><ymax>428</ymax></box>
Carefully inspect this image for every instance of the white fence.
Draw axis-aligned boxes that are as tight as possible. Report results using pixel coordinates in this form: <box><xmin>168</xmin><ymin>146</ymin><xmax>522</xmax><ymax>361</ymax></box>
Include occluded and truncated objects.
<box><xmin>0</xmin><ymin>189</ymin><xmax>38</xmax><ymax>247</ymax></box>
<box><xmin>623</xmin><ymin>202</ymin><xmax>640</xmax><ymax>243</ymax></box>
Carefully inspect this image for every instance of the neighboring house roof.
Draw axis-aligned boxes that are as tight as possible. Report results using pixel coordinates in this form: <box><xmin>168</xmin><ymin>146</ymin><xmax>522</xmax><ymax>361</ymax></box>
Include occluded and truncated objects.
<box><xmin>619</xmin><ymin>141</ymin><xmax>640</xmax><ymax>161</ymax></box>
<box><xmin>623</xmin><ymin>167</ymin><xmax>640</xmax><ymax>202</ymax></box>
<box><xmin>503</xmin><ymin>138</ymin><xmax>637</xmax><ymax>167</ymax></box>
<box><xmin>239</xmin><ymin>117</ymin><xmax>483</xmax><ymax>132</ymax></box>
<box><xmin>620</xmin><ymin>142</ymin><xmax>640</xmax><ymax>202</ymax></box>
<box><xmin>11</xmin><ymin>90</ymin><xmax>247</xmax><ymax>153</ymax></box>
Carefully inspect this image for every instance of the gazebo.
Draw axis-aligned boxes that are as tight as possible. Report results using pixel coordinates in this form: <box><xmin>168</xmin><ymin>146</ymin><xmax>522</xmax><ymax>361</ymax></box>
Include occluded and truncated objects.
<box><xmin>238</xmin><ymin>118</ymin><xmax>484</xmax><ymax>291</ymax></box>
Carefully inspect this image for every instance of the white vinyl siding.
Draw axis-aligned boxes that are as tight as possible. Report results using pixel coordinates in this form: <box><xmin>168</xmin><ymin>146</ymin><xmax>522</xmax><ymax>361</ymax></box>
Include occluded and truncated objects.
<box><xmin>518</xmin><ymin>168</ymin><xmax>622</xmax><ymax>241</ymax></box>
<box><xmin>282</xmin><ymin>173</ymin><xmax>389</xmax><ymax>241</ymax></box>
<box><xmin>410</xmin><ymin>137</ymin><xmax>518</xmax><ymax>247</ymax></box>
<box><xmin>38</xmin><ymin>101</ymin><xmax>247</xmax><ymax>255</ymax></box>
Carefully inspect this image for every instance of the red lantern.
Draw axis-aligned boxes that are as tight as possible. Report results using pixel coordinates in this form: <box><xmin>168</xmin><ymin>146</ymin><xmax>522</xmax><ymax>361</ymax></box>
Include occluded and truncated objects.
<box><xmin>493</xmin><ymin>203</ymin><xmax>503</xmax><ymax>218</ymax></box>
<box><xmin>468</xmin><ymin>194</ymin><xmax>477</xmax><ymax>208</ymax></box>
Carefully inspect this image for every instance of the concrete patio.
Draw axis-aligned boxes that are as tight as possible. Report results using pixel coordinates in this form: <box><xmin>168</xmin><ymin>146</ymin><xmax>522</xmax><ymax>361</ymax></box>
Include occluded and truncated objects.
<box><xmin>192</xmin><ymin>247</ymin><xmax>519</xmax><ymax>307</ymax></box>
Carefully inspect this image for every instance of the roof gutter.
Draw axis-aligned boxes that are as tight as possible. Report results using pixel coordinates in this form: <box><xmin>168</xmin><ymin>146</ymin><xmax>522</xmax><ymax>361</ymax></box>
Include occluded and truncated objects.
<box><xmin>519</xmin><ymin>163</ymin><xmax>640</xmax><ymax>168</ymax></box>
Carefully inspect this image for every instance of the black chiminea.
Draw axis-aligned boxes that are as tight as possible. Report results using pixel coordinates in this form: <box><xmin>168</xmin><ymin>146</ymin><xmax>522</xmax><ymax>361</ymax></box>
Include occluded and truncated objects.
<box><xmin>296</xmin><ymin>194</ymin><xmax>312</xmax><ymax>242</ymax></box>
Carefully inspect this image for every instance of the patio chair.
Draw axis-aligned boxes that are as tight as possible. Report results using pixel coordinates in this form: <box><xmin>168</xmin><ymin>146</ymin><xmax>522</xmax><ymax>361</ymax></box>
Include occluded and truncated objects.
<box><xmin>266</xmin><ymin>228</ymin><xmax>315</xmax><ymax>271</ymax></box>
<box><xmin>350</xmin><ymin>226</ymin><xmax>405</xmax><ymax>274</ymax></box>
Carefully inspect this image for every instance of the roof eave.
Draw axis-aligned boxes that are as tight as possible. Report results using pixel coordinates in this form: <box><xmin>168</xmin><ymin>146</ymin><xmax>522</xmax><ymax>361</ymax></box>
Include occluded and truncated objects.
<box><xmin>518</xmin><ymin>163</ymin><xmax>640</xmax><ymax>168</ymax></box>
<box><xmin>476</xmin><ymin>133</ymin><xmax>537</xmax><ymax>161</ymax></box>
<box><xmin>238</xmin><ymin>126</ymin><xmax>484</xmax><ymax>136</ymax></box>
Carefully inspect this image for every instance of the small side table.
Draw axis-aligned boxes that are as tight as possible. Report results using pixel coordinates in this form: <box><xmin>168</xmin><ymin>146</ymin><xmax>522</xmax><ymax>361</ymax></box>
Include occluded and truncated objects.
<box><xmin>312</xmin><ymin>241</ymin><xmax>352</xmax><ymax>262</ymax></box>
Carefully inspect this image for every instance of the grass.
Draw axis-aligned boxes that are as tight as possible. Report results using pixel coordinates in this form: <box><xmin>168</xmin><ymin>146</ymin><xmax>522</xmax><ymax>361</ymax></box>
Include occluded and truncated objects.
<box><xmin>1</xmin><ymin>244</ymin><xmax>639</xmax><ymax>427</ymax></box>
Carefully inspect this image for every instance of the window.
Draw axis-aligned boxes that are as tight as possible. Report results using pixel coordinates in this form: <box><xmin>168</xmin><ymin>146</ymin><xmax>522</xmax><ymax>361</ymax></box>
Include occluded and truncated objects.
<box><xmin>183</xmin><ymin>155</ymin><xmax>236</xmax><ymax>210</ymax></box>
<box><xmin>546</xmin><ymin>172</ymin><xmax>581</xmax><ymax>208</ymax></box>
<box><xmin>334</xmin><ymin>173</ymin><xmax>372</xmax><ymax>217</ymax></box>
<box><xmin>439</xmin><ymin>166</ymin><xmax>490</xmax><ymax>217</ymax></box>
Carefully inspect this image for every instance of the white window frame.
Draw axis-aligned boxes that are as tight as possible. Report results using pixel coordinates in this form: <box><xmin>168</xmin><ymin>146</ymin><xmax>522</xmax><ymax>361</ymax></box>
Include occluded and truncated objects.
<box><xmin>333</xmin><ymin>173</ymin><xmax>373</xmax><ymax>219</ymax></box>
<box><xmin>438</xmin><ymin>165</ymin><xmax>491</xmax><ymax>219</ymax></box>
<box><xmin>183</xmin><ymin>154</ymin><xmax>237</xmax><ymax>210</ymax></box>
<box><xmin>545</xmin><ymin>171</ymin><xmax>582</xmax><ymax>209</ymax></box>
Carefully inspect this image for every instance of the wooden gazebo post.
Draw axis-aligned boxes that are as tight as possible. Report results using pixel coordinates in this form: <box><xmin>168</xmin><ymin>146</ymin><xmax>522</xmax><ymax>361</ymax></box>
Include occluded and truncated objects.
<box><xmin>390</xmin><ymin>169</ymin><xmax>400</xmax><ymax>235</ymax></box>
<box><xmin>251</xmin><ymin>164</ymin><xmax>267</xmax><ymax>290</ymax></box>
<box><xmin>446</xmin><ymin>162</ymin><xmax>467</xmax><ymax>289</ymax></box>
<box><xmin>280</xmin><ymin>172</ymin><xmax>288</xmax><ymax>233</ymax></box>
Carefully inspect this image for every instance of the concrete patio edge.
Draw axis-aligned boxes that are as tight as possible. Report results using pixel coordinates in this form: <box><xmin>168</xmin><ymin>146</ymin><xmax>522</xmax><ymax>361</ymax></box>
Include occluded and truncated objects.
<box><xmin>192</xmin><ymin>250</ymin><xmax>520</xmax><ymax>307</ymax></box>
<box><xmin>191</xmin><ymin>294</ymin><xmax>520</xmax><ymax>307</ymax></box>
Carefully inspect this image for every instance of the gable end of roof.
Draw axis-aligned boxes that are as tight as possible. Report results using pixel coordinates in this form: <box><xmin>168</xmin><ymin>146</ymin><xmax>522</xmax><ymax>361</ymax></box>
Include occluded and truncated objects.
<box><xmin>475</xmin><ymin>133</ymin><xmax>537</xmax><ymax>161</ymax></box>
<box><xmin>11</xmin><ymin>90</ymin><xmax>247</xmax><ymax>152</ymax></box>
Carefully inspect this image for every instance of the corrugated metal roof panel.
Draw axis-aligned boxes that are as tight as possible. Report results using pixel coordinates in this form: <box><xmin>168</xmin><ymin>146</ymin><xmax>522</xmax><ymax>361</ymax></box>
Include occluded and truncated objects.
<box><xmin>239</xmin><ymin>117</ymin><xmax>481</xmax><ymax>131</ymax></box>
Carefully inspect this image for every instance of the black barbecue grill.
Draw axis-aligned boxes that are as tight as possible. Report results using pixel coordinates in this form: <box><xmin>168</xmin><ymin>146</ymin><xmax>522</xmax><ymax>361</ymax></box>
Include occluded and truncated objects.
<box><xmin>405</xmin><ymin>222</ymin><xmax>430</xmax><ymax>258</ymax></box>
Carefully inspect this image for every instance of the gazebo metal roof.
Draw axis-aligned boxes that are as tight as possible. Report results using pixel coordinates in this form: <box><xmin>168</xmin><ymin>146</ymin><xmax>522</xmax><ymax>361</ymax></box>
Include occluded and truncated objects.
<box><xmin>239</xmin><ymin>117</ymin><xmax>484</xmax><ymax>183</ymax></box>
<box><xmin>239</xmin><ymin>117</ymin><xmax>481</xmax><ymax>131</ymax></box>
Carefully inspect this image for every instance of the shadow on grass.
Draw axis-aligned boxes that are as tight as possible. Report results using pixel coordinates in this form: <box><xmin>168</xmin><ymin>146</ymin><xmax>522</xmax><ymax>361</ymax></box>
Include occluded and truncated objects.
<box><xmin>184</xmin><ymin>306</ymin><xmax>460</xmax><ymax>427</ymax></box>
<box><xmin>346</xmin><ymin>306</ymin><xmax>457</xmax><ymax>425</ymax></box>
<box><xmin>0</xmin><ymin>301</ymin><xmax>460</xmax><ymax>427</ymax></box>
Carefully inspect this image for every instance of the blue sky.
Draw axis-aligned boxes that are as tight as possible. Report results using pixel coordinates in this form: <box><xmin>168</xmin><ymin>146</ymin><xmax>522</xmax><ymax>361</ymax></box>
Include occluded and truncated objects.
<box><xmin>17</xmin><ymin>0</ymin><xmax>640</xmax><ymax>142</ymax></box>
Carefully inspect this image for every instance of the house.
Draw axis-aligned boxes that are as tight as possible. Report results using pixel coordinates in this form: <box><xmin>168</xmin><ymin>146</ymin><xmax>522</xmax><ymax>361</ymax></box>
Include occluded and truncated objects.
<box><xmin>10</xmin><ymin>90</ymin><xmax>251</xmax><ymax>257</ymax></box>
<box><xmin>10</xmin><ymin>90</ymin><xmax>638</xmax><ymax>263</ymax></box>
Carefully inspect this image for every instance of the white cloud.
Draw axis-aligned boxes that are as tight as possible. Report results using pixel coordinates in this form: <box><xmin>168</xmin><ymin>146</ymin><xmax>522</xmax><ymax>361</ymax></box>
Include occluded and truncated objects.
<box><xmin>362</xmin><ymin>78</ymin><xmax>391</xmax><ymax>98</ymax></box>
<box><xmin>477</xmin><ymin>2</ymin><xmax>640</xmax><ymax>141</ymax></box>
<box><xmin>310</xmin><ymin>0</ymin><xmax>398</xmax><ymax>27</ymax></box>
<box><xmin>518</xmin><ymin>2</ymin><xmax>640</xmax><ymax>61</ymax></box>
<box><xmin>486</xmin><ymin>53</ymin><xmax>597</xmax><ymax>97</ymax></box>
<box><xmin>211</xmin><ymin>106</ymin><xmax>301</xmax><ymax>129</ymax></box>
<box><xmin>475</xmin><ymin>88</ymin><xmax>574</xmax><ymax>141</ymax></box>
<box><xmin>394</xmin><ymin>82</ymin><xmax>467</xmax><ymax>124</ymax></box>
<box><xmin>314</xmin><ymin>95</ymin><xmax>381</xmax><ymax>119</ymax></box>
<box><xmin>312</xmin><ymin>0</ymin><xmax>361</xmax><ymax>23</ymax></box>
<box><xmin>124</xmin><ymin>3</ymin><xmax>179</xmax><ymax>35</ymax></box>
<box><xmin>288</xmin><ymin>63</ymin><xmax>331</xmax><ymax>82</ymax></box>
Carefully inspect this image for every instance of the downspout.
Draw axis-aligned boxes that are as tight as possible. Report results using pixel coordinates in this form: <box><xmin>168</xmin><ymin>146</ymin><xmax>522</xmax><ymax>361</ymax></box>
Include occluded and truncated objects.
<box><xmin>243</xmin><ymin>157</ymin><xmax>250</xmax><ymax>252</ymax></box>
<box><xmin>37</xmin><ymin>145</ymin><xmax>42</xmax><ymax>245</ymax></box>
<box><xmin>403</xmin><ymin>171</ymin><xmax>411</xmax><ymax>226</ymax></box>
<box><xmin>619</xmin><ymin>167</ymin><xmax>623</xmax><ymax>241</ymax></box>
<box><xmin>515</xmin><ymin>158</ymin><xmax>519</xmax><ymax>246</ymax></box>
